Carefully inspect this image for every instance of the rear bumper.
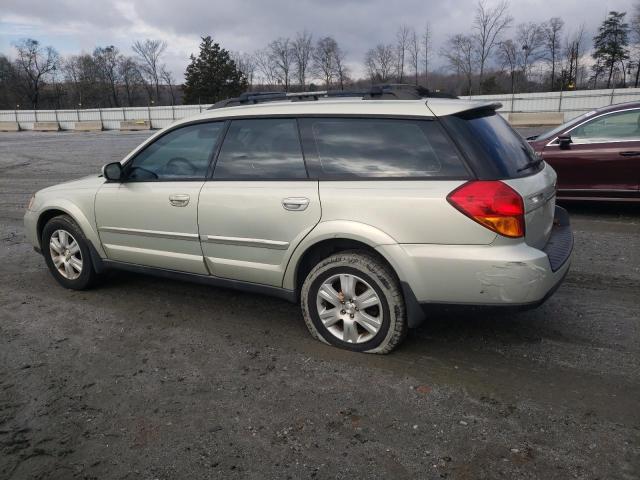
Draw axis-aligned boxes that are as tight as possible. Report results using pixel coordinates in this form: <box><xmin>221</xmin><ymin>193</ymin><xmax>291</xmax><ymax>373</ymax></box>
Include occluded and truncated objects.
<box><xmin>377</xmin><ymin>207</ymin><xmax>573</xmax><ymax>315</ymax></box>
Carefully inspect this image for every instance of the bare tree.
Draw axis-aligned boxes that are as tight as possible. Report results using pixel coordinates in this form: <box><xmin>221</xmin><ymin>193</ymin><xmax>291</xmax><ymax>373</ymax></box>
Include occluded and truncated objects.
<box><xmin>13</xmin><ymin>38</ymin><xmax>59</xmax><ymax>108</ymax></box>
<box><xmin>407</xmin><ymin>27</ymin><xmax>420</xmax><ymax>85</ymax></box>
<box><xmin>132</xmin><ymin>39</ymin><xmax>167</xmax><ymax>102</ymax></box>
<box><xmin>396</xmin><ymin>25</ymin><xmax>411</xmax><ymax>82</ymax></box>
<box><xmin>544</xmin><ymin>17</ymin><xmax>564</xmax><ymax>89</ymax></box>
<box><xmin>472</xmin><ymin>0</ymin><xmax>513</xmax><ymax>90</ymax></box>
<box><xmin>365</xmin><ymin>43</ymin><xmax>396</xmax><ymax>83</ymax></box>
<box><xmin>232</xmin><ymin>52</ymin><xmax>256</xmax><ymax>89</ymax></box>
<box><xmin>564</xmin><ymin>24</ymin><xmax>585</xmax><ymax>88</ymax></box>
<box><xmin>422</xmin><ymin>24</ymin><xmax>432</xmax><ymax>88</ymax></box>
<box><xmin>441</xmin><ymin>34</ymin><xmax>475</xmax><ymax>94</ymax></box>
<box><xmin>499</xmin><ymin>39</ymin><xmax>519</xmax><ymax>93</ymax></box>
<box><xmin>118</xmin><ymin>56</ymin><xmax>143</xmax><ymax>106</ymax></box>
<box><xmin>313</xmin><ymin>36</ymin><xmax>339</xmax><ymax>87</ymax></box>
<box><xmin>333</xmin><ymin>44</ymin><xmax>349</xmax><ymax>90</ymax></box>
<box><xmin>254</xmin><ymin>48</ymin><xmax>279</xmax><ymax>88</ymax></box>
<box><xmin>292</xmin><ymin>31</ymin><xmax>313</xmax><ymax>88</ymax></box>
<box><xmin>516</xmin><ymin>22</ymin><xmax>546</xmax><ymax>89</ymax></box>
<box><xmin>160</xmin><ymin>66</ymin><xmax>175</xmax><ymax>105</ymax></box>
<box><xmin>93</xmin><ymin>45</ymin><xmax>120</xmax><ymax>107</ymax></box>
<box><xmin>268</xmin><ymin>37</ymin><xmax>294</xmax><ymax>90</ymax></box>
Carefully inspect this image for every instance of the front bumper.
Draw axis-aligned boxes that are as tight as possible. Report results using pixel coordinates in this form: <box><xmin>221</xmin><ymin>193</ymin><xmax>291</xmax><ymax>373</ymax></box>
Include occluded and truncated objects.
<box><xmin>24</xmin><ymin>209</ymin><xmax>40</xmax><ymax>250</ymax></box>
<box><xmin>378</xmin><ymin>206</ymin><xmax>573</xmax><ymax>310</ymax></box>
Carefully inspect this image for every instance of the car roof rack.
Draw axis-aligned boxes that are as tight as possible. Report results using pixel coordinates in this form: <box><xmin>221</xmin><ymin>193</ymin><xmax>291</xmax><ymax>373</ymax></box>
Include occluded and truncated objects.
<box><xmin>208</xmin><ymin>84</ymin><xmax>458</xmax><ymax>109</ymax></box>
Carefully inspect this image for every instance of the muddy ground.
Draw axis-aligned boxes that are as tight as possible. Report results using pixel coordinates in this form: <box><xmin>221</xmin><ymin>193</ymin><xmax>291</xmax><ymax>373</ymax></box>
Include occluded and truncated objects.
<box><xmin>0</xmin><ymin>130</ymin><xmax>638</xmax><ymax>480</ymax></box>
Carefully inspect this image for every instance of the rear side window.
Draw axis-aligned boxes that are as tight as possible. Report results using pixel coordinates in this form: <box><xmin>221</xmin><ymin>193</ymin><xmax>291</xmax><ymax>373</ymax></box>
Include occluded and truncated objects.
<box><xmin>213</xmin><ymin>118</ymin><xmax>307</xmax><ymax>179</ymax></box>
<box><xmin>440</xmin><ymin>110</ymin><xmax>541</xmax><ymax>179</ymax></box>
<box><xmin>301</xmin><ymin>118</ymin><xmax>468</xmax><ymax>178</ymax></box>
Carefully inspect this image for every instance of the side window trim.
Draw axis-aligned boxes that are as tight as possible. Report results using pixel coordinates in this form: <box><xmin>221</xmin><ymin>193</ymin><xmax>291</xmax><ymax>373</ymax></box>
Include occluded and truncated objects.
<box><xmin>206</xmin><ymin>120</ymin><xmax>231</xmax><ymax>179</ymax></box>
<box><xmin>122</xmin><ymin>120</ymin><xmax>226</xmax><ymax>183</ymax></box>
<box><xmin>546</xmin><ymin>107</ymin><xmax>640</xmax><ymax>147</ymax></box>
<box><xmin>208</xmin><ymin>117</ymin><xmax>311</xmax><ymax>181</ymax></box>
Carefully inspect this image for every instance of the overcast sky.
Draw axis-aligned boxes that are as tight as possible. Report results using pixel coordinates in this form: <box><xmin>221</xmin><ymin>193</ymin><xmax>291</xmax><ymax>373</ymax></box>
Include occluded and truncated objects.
<box><xmin>0</xmin><ymin>0</ymin><xmax>635</xmax><ymax>81</ymax></box>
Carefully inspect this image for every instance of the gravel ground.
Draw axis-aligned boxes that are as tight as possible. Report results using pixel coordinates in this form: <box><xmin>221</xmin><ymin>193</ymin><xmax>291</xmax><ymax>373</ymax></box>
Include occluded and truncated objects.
<box><xmin>0</xmin><ymin>130</ymin><xmax>639</xmax><ymax>480</ymax></box>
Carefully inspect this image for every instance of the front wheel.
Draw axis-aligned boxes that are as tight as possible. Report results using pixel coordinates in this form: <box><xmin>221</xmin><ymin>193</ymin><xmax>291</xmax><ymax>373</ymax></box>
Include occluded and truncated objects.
<box><xmin>42</xmin><ymin>215</ymin><xmax>98</xmax><ymax>290</ymax></box>
<box><xmin>301</xmin><ymin>251</ymin><xmax>407</xmax><ymax>354</ymax></box>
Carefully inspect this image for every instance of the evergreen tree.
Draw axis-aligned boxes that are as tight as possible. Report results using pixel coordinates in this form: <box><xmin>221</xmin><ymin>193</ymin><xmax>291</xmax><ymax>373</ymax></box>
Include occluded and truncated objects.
<box><xmin>183</xmin><ymin>36</ymin><xmax>247</xmax><ymax>104</ymax></box>
<box><xmin>592</xmin><ymin>11</ymin><xmax>630</xmax><ymax>88</ymax></box>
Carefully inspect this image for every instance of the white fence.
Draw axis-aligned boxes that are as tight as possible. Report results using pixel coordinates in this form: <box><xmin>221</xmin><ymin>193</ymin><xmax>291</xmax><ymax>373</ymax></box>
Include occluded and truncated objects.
<box><xmin>2</xmin><ymin>87</ymin><xmax>640</xmax><ymax>130</ymax></box>
<box><xmin>461</xmin><ymin>87</ymin><xmax>640</xmax><ymax>122</ymax></box>
<box><xmin>0</xmin><ymin>104</ymin><xmax>213</xmax><ymax>131</ymax></box>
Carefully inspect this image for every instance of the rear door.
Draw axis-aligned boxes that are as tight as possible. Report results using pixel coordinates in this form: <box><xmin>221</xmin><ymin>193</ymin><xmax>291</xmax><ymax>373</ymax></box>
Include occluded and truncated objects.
<box><xmin>541</xmin><ymin>108</ymin><xmax>640</xmax><ymax>198</ymax></box>
<box><xmin>198</xmin><ymin>118</ymin><xmax>320</xmax><ymax>286</ymax></box>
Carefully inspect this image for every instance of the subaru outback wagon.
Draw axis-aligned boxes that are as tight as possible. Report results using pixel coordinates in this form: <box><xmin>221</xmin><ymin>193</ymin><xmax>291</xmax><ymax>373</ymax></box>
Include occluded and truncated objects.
<box><xmin>24</xmin><ymin>87</ymin><xmax>573</xmax><ymax>353</ymax></box>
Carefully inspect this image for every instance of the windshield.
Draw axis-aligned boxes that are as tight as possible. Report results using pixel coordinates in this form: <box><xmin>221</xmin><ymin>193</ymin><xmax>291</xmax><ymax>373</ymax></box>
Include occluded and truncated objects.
<box><xmin>534</xmin><ymin>110</ymin><xmax>598</xmax><ymax>141</ymax></box>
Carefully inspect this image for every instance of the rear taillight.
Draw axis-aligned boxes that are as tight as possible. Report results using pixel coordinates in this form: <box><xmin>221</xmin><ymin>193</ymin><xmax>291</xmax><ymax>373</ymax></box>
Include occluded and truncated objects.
<box><xmin>447</xmin><ymin>181</ymin><xmax>525</xmax><ymax>238</ymax></box>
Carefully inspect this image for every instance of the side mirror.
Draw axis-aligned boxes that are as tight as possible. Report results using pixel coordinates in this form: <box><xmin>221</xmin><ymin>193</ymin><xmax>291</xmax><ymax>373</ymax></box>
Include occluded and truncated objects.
<box><xmin>102</xmin><ymin>162</ymin><xmax>123</xmax><ymax>182</ymax></box>
<box><xmin>557</xmin><ymin>135</ymin><xmax>572</xmax><ymax>149</ymax></box>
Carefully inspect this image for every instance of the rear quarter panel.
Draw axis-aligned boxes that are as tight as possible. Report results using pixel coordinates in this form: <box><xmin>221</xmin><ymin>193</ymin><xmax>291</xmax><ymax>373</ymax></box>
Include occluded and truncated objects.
<box><xmin>317</xmin><ymin>181</ymin><xmax>498</xmax><ymax>244</ymax></box>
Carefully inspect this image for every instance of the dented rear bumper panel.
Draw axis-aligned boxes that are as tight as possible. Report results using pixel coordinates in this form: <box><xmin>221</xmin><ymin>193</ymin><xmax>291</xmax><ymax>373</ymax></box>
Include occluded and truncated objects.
<box><xmin>377</xmin><ymin>208</ymin><xmax>573</xmax><ymax>307</ymax></box>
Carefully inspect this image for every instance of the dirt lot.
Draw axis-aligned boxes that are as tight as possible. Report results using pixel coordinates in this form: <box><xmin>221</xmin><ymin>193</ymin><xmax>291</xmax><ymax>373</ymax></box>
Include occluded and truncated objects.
<box><xmin>0</xmin><ymin>131</ymin><xmax>639</xmax><ymax>480</ymax></box>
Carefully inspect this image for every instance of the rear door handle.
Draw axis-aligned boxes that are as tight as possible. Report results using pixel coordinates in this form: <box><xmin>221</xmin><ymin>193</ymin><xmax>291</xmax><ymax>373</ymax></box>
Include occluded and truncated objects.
<box><xmin>169</xmin><ymin>194</ymin><xmax>190</xmax><ymax>207</ymax></box>
<box><xmin>282</xmin><ymin>197</ymin><xmax>310</xmax><ymax>211</ymax></box>
<box><xmin>619</xmin><ymin>151</ymin><xmax>640</xmax><ymax>157</ymax></box>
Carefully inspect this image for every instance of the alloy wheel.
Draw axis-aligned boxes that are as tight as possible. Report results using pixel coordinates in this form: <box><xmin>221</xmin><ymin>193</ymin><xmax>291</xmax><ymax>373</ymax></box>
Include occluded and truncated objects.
<box><xmin>316</xmin><ymin>273</ymin><xmax>383</xmax><ymax>344</ymax></box>
<box><xmin>49</xmin><ymin>229</ymin><xmax>83</xmax><ymax>280</ymax></box>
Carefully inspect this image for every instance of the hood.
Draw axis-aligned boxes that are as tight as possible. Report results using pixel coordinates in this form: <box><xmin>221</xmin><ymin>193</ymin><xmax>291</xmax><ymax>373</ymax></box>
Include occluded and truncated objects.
<box><xmin>39</xmin><ymin>174</ymin><xmax>105</xmax><ymax>193</ymax></box>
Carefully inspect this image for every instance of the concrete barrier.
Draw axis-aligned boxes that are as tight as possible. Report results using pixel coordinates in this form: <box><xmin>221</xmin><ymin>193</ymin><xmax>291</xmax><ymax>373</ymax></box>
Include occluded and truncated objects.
<box><xmin>508</xmin><ymin>112</ymin><xmax>564</xmax><ymax>127</ymax></box>
<box><xmin>74</xmin><ymin>121</ymin><xmax>103</xmax><ymax>132</ymax></box>
<box><xmin>33</xmin><ymin>122</ymin><xmax>60</xmax><ymax>131</ymax></box>
<box><xmin>120</xmin><ymin>120</ymin><xmax>151</xmax><ymax>131</ymax></box>
<box><xmin>0</xmin><ymin>122</ymin><xmax>20</xmax><ymax>132</ymax></box>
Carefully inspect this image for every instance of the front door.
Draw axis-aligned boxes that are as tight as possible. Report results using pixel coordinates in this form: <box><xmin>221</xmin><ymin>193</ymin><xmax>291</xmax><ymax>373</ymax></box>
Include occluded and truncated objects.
<box><xmin>95</xmin><ymin>121</ymin><xmax>225</xmax><ymax>274</ymax></box>
<box><xmin>198</xmin><ymin>118</ymin><xmax>321</xmax><ymax>286</ymax></box>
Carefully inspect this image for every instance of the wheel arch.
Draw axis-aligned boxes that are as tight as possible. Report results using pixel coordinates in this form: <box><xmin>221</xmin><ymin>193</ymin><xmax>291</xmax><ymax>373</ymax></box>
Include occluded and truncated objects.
<box><xmin>35</xmin><ymin>201</ymin><xmax>106</xmax><ymax>270</ymax></box>
<box><xmin>284</xmin><ymin>221</ymin><xmax>399</xmax><ymax>292</ymax></box>
<box><xmin>284</xmin><ymin>221</ymin><xmax>426</xmax><ymax>328</ymax></box>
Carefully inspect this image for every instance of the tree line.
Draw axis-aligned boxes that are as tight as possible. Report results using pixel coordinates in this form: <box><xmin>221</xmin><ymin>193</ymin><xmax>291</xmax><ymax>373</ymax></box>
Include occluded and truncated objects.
<box><xmin>2</xmin><ymin>0</ymin><xmax>640</xmax><ymax>110</ymax></box>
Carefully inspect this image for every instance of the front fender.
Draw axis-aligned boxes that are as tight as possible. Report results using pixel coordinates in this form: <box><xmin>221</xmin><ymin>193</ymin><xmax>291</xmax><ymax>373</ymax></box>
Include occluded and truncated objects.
<box><xmin>32</xmin><ymin>198</ymin><xmax>105</xmax><ymax>257</ymax></box>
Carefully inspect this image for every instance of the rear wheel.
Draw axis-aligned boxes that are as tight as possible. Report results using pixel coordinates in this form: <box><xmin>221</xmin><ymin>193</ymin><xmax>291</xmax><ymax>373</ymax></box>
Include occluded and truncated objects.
<box><xmin>301</xmin><ymin>251</ymin><xmax>407</xmax><ymax>354</ymax></box>
<box><xmin>42</xmin><ymin>215</ymin><xmax>98</xmax><ymax>290</ymax></box>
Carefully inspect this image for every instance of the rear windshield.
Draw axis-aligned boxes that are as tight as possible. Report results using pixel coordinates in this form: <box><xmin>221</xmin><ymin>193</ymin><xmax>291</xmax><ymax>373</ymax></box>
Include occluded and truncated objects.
<box><xmin>440</xmin><ymin>110</ymin><xmax>542</xmax><ymax>179</ymax></box>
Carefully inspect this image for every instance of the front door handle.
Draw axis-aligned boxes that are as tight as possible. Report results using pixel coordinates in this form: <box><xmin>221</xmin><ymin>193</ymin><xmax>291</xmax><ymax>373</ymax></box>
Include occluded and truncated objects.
<box><xmin>282</xmin><ymin>197</ymin><xmax>310</xmax><ymax>211</ymax></box>
<box><xmin>619</xmin><ymin>151</ymin><xmax>640</xmax><ymax>157</ymax></box>
<box><xmin>169</xmin><ymin>194</ymin><xmax>190</xmax><ymax>207</ymax></box>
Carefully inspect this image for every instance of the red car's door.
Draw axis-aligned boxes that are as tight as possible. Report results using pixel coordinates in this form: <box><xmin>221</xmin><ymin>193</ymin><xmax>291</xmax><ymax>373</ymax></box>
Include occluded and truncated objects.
<box><xmin>541</xmin><ymin>108</ymin><xmax>640</xmax><ymax>199</ymax></box>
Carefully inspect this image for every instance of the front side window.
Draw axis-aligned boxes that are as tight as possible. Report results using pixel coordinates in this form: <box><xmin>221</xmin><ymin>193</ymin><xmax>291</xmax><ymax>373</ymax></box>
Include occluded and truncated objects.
<box><xmin>570</xmin><ymin>109</ymin><xmax>640</xmax><ymax>143</ymax></box>
<box><xmin>213</xmin><ymin>118</ymin><xmax>307</xmax><ymax>179</ymax></box>
<box><xmin>127</xmin><ymin>122</ymin><xmax>224</xmax><ymax>181</ymax></box>
<box><xmin>303</xmin><ymin>118</ymin><xmax>468</xmax><ymax>178</ymax></box>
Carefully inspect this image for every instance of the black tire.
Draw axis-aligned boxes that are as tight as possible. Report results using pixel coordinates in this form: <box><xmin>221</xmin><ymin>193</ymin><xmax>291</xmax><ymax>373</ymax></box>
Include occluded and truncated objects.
<box><xmin>301</xmin><ymin>250</ymin><xmax>407</xmax><ymax>354</ymax></box>
<box><xmin>41</xmin><ymin>214</ymin><xmax>98</xmax><ymax>290</ymax></box>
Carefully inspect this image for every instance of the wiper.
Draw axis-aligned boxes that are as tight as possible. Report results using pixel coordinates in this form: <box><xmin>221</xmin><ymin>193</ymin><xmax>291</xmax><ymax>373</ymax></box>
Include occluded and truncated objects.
<box><xmin>526</xmin><ymin>135</ymin><xmax>539</xmax><ymax>141</ymax></box>
<box><xmin>516</xmin><ymin>156</ymin><xmax>544</xmax><ymax>173</ymax></box>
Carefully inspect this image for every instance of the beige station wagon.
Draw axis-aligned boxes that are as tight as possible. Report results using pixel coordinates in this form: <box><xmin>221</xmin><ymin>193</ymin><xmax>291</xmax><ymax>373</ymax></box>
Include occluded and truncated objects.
<box><xmin>24</xmin><ymin>86</ymin><xmax>573</xmax><ymax>353</ymax></box>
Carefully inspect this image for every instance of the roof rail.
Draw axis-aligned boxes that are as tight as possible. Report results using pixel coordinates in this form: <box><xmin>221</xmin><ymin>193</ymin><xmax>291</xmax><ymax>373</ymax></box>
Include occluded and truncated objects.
<box><xmin>208</xmin><ymin>84</ymin><xmax>458</xmax><ymax>109</ymax></box>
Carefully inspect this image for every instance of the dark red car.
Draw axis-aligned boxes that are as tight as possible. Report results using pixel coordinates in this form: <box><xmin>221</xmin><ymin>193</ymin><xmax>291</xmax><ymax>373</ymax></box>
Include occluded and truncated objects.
<box><xmin>527</xmin><ymin>102</ymin><xmax>640</xmax><ymax>201</ymax></box>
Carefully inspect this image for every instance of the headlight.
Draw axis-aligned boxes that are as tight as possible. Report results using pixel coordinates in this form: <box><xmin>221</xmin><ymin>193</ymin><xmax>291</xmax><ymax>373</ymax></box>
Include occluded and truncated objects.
<box><xmin>27</xmin><ymin>194</ymin><xmax>35</xmax><ymax>211</ymax></box>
